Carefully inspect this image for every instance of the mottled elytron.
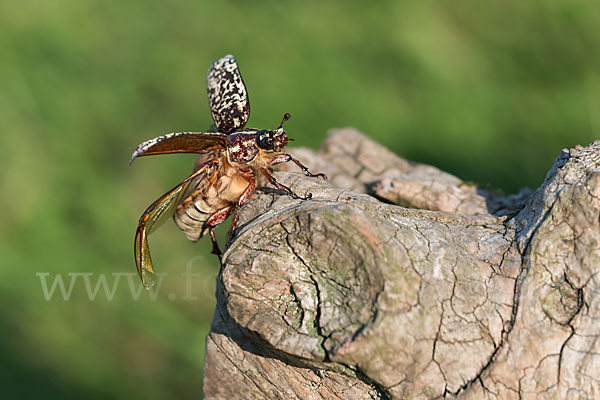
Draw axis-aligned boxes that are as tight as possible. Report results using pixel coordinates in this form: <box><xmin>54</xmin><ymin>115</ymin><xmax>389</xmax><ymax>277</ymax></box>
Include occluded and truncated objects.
<box><xmin>130</xmin><ymin>54</ymin><xmax>326</xmax><ymax>288</ymax></box>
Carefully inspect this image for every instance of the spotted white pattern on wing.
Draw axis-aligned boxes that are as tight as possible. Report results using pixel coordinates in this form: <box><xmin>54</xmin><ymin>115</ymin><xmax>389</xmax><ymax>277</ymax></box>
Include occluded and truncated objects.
<box><xmin>129</xmin><ymin>132</ymin><xmax>228</xmax><ymax>164</ymax></box>
<box><xmin>206</xmin><ymin>54</ymin><xmax>250</xmax><ymax>133</ymax></box>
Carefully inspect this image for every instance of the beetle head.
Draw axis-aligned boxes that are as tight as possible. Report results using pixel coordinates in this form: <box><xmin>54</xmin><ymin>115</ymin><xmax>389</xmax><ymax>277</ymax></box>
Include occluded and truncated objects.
<box><xmin>256</xmin><ymin>113</ymin><xmax>293</xmax><ymax>152</ymax></box>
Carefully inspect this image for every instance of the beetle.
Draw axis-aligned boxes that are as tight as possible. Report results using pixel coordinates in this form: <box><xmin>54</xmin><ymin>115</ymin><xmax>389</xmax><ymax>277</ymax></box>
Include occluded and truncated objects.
<box><xmin>130</xmin><ymin>54</ymin><xmax>326</xmax><ymax>288</ymax></box>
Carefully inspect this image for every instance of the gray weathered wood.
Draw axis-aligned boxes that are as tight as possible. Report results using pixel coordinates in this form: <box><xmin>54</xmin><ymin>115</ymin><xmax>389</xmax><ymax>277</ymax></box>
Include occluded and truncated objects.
<box><xmin>203</xmin><ymin>128</ymin><xmax>600</xmax><ymax>399</ymax></box>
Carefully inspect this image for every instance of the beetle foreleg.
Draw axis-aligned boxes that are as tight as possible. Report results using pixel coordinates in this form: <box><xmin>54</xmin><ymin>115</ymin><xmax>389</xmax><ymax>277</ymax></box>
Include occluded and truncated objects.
<box><xmin>270</xmin><ymin>154</ymin><xmax>327</xmax><ymax>180</ymax></box>
<box><xmin>206</xmin><ymin>205</ymin><xmax>235</xmax><ymax>257</ymax></box>
<box><xmin>260</xmin><ymin>168</ymin><xmax>312</xmax><ymax>200</ymax></box>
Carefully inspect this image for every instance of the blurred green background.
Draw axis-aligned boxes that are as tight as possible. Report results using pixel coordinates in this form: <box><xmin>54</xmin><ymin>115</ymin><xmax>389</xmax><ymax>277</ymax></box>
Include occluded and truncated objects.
<box><xmin>1</xmin><ymin>0</ymin><xmax>598</xmax><ymax>398</ymax></box>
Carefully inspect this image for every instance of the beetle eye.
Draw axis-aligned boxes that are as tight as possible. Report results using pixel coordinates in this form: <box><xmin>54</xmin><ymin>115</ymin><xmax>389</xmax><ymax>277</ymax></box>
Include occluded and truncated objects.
<box><xmin>256</xmin><ymin>131</ymin><xmax>274</xmax><ymax>150</ymax></box>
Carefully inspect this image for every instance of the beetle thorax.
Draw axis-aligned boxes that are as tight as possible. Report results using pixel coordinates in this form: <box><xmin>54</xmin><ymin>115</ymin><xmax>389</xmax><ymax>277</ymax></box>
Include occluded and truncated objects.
<box><xmin>227</xmin><ymin>132</ymin><xmax>260</xmax><ymax>163</ymax></box>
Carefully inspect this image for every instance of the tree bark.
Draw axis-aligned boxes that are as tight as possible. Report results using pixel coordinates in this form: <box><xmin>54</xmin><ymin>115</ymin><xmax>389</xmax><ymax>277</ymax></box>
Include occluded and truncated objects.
<box><xmin>203</xmin><ymin>128</ymin><xmax>600</xmax><ymax>399</ymax></box>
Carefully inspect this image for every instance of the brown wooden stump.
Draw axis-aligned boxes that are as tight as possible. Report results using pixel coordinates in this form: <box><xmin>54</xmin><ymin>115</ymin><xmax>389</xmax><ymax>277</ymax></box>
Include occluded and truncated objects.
<box><xmin>203</xmin><ymin>128</ymin><xmax>600</xmax><ymax>399</ymax></box>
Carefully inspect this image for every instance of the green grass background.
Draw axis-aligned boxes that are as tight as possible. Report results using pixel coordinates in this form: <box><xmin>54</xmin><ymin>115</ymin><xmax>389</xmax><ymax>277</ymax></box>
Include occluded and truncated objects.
<box><xmin>1</xmin><ymin>0</ymin><xmax>598</xmax><ymax>398</ymax></box>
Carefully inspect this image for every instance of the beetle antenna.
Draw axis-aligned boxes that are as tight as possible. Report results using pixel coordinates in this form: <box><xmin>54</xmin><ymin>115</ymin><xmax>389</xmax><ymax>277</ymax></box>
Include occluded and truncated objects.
<box><xmin>278</xmin><ymin>113</ymin><xmax>291</xmax><ymax>130</ymax></box>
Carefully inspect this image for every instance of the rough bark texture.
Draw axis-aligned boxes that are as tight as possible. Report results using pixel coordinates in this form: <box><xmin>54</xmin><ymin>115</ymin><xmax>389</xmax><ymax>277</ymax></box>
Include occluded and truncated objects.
<box><xmin>203</xmin><ymin>128</ymin><xmax>600</xmax><ymax>399</ymax></box>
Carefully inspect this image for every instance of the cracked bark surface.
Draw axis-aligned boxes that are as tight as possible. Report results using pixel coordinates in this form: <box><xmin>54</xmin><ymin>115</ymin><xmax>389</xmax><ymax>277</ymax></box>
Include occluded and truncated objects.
<box><xmin>203</xmin><ymin>128</ymin><xmax>600</xmax><ymax>399</ymax></box>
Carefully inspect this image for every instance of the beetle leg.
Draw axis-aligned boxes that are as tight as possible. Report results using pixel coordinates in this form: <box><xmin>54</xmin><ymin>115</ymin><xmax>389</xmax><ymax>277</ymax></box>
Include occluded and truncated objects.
<box><xmin>260</xmin><ymin>168</ymin><xmax>312</xmax><ymax>200</ymax></box>
<box><xmin>270</xmin><ymin>154</ymin><xmax>327</xmax><ymax>180</ymax></box>
<box><xmin>206</xmin><ymin>205</ymin><xmax>235</xmax><ymax>257</ymax></box>
<box><xmin>208</xmin><ymin>229</ymin><xmax>221</xmax><ymax>260</ymax></box>
<box><xmin>230</xmin><ymin>177</ymin><xmax>257</xmax><ymax>233</ymax></box>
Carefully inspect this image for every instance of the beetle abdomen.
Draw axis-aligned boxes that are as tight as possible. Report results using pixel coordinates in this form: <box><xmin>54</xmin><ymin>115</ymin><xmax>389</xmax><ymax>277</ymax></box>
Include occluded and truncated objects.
<box><xmin>173</xmin><ymin>158</ymin><xmax>252</xmax><ymax>241</ymax></box>
<box><xmin>174</xmin><ymin>186</ymin><xmax>215</xmax><ymax>241</ymax></box>
<box><xmin>173</xmin><ymin>194</ymin><xmax>214</xmax><ymax>241</ymax></box>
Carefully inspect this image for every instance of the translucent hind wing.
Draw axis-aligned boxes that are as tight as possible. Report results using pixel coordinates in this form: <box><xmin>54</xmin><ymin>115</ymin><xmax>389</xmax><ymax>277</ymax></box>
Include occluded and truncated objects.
<box><xmin>134</xmin><ymin>160</ymin><xmax>220</xmax><ymax>288</ymax></box>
